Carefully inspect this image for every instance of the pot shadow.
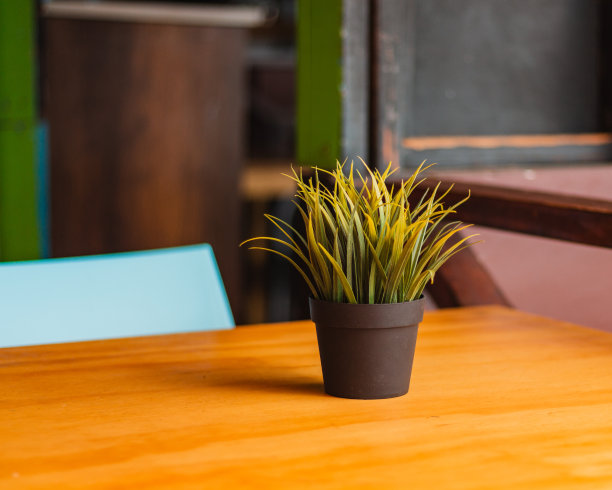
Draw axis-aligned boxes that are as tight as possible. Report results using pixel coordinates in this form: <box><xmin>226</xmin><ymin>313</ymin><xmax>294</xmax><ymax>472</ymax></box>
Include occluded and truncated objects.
<box><xmin>210</xmin><ymin>374</ymin><xmax>325</xmax><ymax>397</ymax></box>
<box><xmin>150</xmin><ymin>358</ymin><xmax>327</xmax><ymax>398</ymax></box>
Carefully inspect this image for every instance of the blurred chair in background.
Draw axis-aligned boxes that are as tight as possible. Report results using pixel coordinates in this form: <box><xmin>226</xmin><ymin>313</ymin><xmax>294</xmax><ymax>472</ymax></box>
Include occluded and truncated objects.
<box><xmin>0</xmin><ymin>243</ymin><xmax>234</xmax><ymax>348</ymax></box>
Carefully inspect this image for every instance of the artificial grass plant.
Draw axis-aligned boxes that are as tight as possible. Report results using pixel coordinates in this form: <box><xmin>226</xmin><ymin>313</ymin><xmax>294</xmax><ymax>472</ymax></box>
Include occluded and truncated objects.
<box><xmin>241</xmin><ymin>160</ymin><xmax>477</xmax><ymax>304</ymax></box>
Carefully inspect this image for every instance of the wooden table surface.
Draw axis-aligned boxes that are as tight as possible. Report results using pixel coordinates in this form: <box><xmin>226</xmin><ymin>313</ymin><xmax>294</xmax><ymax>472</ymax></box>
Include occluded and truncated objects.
<box><xmin>2</xmin><ymin>306</ymin><xmax>612</xmax><ymax>489</ymax></box>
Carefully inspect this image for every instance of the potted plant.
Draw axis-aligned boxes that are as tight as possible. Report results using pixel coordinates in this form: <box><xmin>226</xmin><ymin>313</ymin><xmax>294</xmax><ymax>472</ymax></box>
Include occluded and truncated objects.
<box><xmin>242</xmin><ymin>160</ymin><xmax>476</xmax><ymax>399</ymax></box>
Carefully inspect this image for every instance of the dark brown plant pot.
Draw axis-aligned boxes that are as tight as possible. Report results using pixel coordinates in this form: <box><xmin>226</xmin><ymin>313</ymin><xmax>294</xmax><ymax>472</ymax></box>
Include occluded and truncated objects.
<box><xmin>309</xmin><ymin>297</ymin><xmax>425</xmax><ymax>400</ymax></box>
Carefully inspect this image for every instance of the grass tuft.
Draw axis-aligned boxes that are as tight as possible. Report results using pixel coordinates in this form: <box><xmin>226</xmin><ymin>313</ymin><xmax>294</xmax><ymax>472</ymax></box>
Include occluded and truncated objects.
<box><xmin>241</xmin><ymin>160</ymin><xmax>477</xmax><ymax>304</ymax></box>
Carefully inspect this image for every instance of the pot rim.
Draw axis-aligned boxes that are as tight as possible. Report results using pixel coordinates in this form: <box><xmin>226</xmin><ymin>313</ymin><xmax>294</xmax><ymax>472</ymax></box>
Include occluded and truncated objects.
<box><xmin>309</xmin><ymin>296</ymin><xmax>425</xmax><ymax>329</ymax></box>
<box><xmin>309</xmin><ymin>295</ymin><xmax>424</xmax><ymax>307</ymax></box>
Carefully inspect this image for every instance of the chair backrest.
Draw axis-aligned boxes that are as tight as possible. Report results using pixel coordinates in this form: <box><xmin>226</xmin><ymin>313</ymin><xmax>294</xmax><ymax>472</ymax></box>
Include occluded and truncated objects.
<box><xmin>0</xmin><ymin>244</ymin><xmax>234</xmax><ymax>347</ymax></box>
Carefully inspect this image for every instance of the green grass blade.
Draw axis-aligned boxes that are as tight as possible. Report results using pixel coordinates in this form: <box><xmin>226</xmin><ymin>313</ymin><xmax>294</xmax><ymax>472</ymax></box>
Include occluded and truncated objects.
<box><xmin>317</xmin><ymin>243</ymin><xmax>357</xmax><ymax>304</ymax></box>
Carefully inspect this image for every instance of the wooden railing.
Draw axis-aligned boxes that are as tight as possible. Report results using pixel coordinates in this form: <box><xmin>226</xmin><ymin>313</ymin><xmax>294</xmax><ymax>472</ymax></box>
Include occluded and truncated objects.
<box><xmin>390</xmin><ymin>176</ymin><xmax>612</xmax><ymax>307</ymax></box>
<box><xmin>415</xmin><ymin>180</ymin><xmax>612</xmax><ymax>249</ymax></box>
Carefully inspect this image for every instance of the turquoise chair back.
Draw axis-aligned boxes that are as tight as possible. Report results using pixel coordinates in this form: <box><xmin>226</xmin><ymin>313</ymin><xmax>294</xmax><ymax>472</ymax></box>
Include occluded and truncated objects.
<box><xmin>0</xmin><ymin>244</ymin><xmax>234</xmax><ymax>347</ymax></box>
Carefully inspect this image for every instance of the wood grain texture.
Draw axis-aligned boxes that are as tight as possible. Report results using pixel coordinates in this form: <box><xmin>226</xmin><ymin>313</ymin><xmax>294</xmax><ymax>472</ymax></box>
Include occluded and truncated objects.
<box><xmin>2</xmin><ymin>307</ymin><xmax>612</xmax><ymax>488</ymax></box>
<box><xmin>45</xmin><ymin>18</ymin><xmax>246</xmax><ymax>312</ymax></box>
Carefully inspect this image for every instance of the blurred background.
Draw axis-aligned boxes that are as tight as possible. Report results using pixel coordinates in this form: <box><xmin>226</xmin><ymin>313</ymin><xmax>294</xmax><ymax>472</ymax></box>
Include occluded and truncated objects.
<box><xmin>1</xmin><ymin>0</ymin><xmax>611</xmax><ymax>330</ymax></box>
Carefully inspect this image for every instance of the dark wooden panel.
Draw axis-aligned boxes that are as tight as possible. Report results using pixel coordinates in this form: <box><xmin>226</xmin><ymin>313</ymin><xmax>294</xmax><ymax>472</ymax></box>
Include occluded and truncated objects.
<box><xmin>248</xmin><ymin>62</ymin><xmax>295</xmax><ymax>159</ymax></box>
<box><xmin>364</xmin><ymin>0</ymin><xmax>607</xmax><ymax>169</ymax></box>
<box><xmin>412</xmin><ymin>0</ymin><xmax>600</xmax><ymax>136</ymax></box>
<box><xmin>402</xmin><ymin>178</ymin><xmax>612</xmax><ymax>248</ymax></box>
<box><xmin>601</xmin><ymin>0</ymin><xmax>612</xmax><ymax>130</ymax></box>
<box><xmin>45</xmin><ymin>18</ymin><xmax>246</xmax><ymax>312</ymax></box>
<box><xmin>427</xmin><ymin>245</ymin><xmax>510</xmax><ymax>308</ymax></box>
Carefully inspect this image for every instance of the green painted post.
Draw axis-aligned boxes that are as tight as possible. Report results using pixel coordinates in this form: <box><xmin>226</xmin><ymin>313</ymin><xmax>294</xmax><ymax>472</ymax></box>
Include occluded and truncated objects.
<box><xmin>296</xmin><ymin>0</ymin><xmax>342</xmax><ymax>169</ymax></box>
<box><xmin>0</xmin><ymin>0</ymin><xmax>41</xmax><ymax>260</ymax></box>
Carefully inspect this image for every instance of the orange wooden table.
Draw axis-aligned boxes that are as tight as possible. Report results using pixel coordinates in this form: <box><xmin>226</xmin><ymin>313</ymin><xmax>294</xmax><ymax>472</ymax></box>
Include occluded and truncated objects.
<box><xmin>2</xmin><ymin>306</ymin><xmax>612</xmax><ymax>489</ymax></box>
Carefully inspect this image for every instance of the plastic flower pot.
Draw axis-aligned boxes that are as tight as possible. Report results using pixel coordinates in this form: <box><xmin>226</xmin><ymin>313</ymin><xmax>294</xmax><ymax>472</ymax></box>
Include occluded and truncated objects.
<box><xmin>309</xmin><ymin>297</ymin><xmax>425</xmax><ymax>399</ymax></box>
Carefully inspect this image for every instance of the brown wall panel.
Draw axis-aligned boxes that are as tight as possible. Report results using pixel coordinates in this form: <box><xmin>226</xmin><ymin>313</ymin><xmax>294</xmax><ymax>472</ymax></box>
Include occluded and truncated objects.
<box><xmin>45</xmin><ymin>18</ymin><xmax>245</xmax><ymax>313</ymax></box>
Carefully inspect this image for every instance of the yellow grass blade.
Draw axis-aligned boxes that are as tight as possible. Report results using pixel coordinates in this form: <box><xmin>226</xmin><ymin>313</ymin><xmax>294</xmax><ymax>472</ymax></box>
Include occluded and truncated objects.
<box><xmin>317</xmin><ymin>243</ymin><xmax>357</xmax><ymax>304</ymax></box>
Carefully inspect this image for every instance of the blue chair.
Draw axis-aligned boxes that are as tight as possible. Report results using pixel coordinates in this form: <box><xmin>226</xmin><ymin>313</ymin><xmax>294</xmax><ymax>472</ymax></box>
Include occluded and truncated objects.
<box><xmin>0</xmin><ymin>244</ymin><xmax>234</xmax><ymax>347</ymax></box>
